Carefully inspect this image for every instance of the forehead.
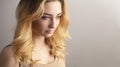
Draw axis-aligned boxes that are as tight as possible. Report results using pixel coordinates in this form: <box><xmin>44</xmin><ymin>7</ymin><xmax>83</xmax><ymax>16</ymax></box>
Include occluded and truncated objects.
<box><xmin>44</xmin><ymin>1</ymin><xmax>62</xmax><ymax>15</ymax></box>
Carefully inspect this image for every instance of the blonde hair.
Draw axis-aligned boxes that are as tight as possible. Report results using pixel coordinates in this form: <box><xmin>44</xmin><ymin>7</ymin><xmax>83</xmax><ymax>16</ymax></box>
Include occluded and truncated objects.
<box><xmin>12</xmin><ymin>0</ymin><xmax>70</xmax><ymax>66</ymax></box>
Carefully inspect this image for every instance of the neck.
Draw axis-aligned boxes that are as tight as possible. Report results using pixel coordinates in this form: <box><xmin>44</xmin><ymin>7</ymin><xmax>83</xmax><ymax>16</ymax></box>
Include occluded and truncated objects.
<box><xmin>32</xmin><ymin>34</ymin><xmax>46</xmax><ymax>48</ymax></box>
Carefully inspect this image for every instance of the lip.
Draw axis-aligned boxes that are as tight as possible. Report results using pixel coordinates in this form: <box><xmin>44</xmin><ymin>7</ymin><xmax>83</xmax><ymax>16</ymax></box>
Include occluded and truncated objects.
<box><xmin>46</xmin><ymin>29</ymin><xmax>54</xmax><ymax>34</ymax></box>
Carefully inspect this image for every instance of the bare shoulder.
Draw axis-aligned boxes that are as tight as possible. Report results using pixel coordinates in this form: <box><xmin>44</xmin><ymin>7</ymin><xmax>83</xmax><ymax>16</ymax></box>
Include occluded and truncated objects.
<box><xmin>0</xmin><ymin>45</ymin><xmax>14</xmax><ymax>57</ymax></box>
<box><xmin>0</xmin><ymin>45</ymin><xmax>19</xmax><ymax>67</ymax></box>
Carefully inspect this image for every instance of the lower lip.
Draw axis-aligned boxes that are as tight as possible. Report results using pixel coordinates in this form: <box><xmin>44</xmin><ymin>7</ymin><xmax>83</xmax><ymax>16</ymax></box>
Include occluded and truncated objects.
<box><xmin>46</xmin><ymin>30</ymin><xmax>54</xmax><ymax>34</ymax></box>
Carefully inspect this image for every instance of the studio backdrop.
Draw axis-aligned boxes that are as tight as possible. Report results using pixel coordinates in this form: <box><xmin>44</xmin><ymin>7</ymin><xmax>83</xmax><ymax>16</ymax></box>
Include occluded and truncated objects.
<box><xmin>0</xmin><ymin>0</ymin><xmax>120</xmax><ymax>67</ymax></box>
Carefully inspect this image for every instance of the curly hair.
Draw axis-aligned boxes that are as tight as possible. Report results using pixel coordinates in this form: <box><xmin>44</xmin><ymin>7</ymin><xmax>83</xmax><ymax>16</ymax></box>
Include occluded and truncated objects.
<box><xmin>11</xmin><ymin>0</ymin><xmax>70</xmax><ymax>66</ymax></box>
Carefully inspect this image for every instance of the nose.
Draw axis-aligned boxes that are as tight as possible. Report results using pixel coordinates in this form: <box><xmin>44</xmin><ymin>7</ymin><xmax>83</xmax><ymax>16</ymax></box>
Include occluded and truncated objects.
<box><xmin>48</xmin><ymin>18</ymin><xmax>57</xmax><ymax>28</ymax></box>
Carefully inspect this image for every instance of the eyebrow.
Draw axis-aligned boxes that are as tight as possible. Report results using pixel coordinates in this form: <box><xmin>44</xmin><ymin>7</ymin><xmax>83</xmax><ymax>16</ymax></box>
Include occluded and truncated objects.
<box><xmin>43</xmin><ymin>12</ymin><xmax>63</xmax><ymax>16</ymax></box>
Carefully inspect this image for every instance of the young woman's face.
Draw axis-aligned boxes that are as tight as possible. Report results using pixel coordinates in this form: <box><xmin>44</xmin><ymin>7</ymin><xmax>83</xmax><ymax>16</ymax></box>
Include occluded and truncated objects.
<box><xmin>33</xmin><ymin>1</ymin><xmax>62</xmax><ymax>37</ymax></box>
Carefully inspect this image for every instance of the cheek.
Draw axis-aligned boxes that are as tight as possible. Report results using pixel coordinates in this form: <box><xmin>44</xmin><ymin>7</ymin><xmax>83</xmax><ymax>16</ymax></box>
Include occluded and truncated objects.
<box><xmin>32</xmin><ymin>22</ymin><xmax>41</xmax><ymax>33</ymax></box>
<box><xmin>56</xmin><ymin>19</ymin><xmax>60</xmax><ymax>27</ymax></box>
<box><xmin>32</xmin><ymin>20</ymin><xmax>44</xmax><ymax>32</ymax></box>
<box><xmin>56</xmin><ymin>22</ymin><xmax>60</xmax><ymax>27</ymax></box>
<box><xmin>37</xmin><ymin>21</ymin><xmax>51</xmax><ymax>32</ymax></box>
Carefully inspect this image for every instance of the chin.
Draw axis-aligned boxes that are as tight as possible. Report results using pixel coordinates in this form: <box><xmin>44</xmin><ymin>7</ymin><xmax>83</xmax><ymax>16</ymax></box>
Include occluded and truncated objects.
<box><xmin>45</xmin><ymin>34</ymin><xmax>53</xmax><ymax>38</ymax></box>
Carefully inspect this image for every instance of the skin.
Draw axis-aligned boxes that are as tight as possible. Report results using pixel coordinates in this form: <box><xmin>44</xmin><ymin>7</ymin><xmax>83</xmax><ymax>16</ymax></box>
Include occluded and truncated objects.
<box><xmin>0</xmin><ymin>1</ymin><xmax>62</xmax><ymax>67</ymax></box>
<box><xmin>32</xmin><ymin>1</ymin><xmax>62</xmax><ymax>64</ymax></box>
<box><xmin>32</xmin><ymin>1</ymin><xmax>62</xmax><ymax>38</ymax></box>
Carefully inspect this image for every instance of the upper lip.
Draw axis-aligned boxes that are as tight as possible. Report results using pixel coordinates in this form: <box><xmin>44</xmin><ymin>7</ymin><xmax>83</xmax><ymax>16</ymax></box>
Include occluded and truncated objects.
<box><xmin>48</xmin><ymin>29</ymin><xmax>54</xmax><ymax>31</ymax></box>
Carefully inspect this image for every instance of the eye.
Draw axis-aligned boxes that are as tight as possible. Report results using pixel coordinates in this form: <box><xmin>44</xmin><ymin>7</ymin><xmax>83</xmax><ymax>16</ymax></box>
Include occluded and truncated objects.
<box><xmin>56</xmin><ymin>15</ymin><xmax>62</xmax><ymax>19</ymax></box>
<box><xmin>41</xmin><ymin>15</ymin><xmax>50</xmax><ymax>20</ymax></box>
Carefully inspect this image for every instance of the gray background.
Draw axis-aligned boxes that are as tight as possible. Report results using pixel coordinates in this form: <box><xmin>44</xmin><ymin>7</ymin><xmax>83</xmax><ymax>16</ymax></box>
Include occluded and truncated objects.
<box><xmin>0</xmin><ymin>0</ymin><xmax>120</xmax><ymax>67</ymax></box>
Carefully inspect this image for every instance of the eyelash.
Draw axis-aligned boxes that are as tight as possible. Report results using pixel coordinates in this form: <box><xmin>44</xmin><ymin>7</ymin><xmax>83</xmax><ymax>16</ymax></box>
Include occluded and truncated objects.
<box><xmin>41</xmin><ymin>16</ymin><xmax>50</xmax><ymax>20</ymax></box>
<box><xmin>41</xmin><ymin>15</ymin><xmax>62</xmax><ymax>20</ymax></box>
<box><xmin>57</xmin><ymin>15</ymin><xmax>62</xmax><ymax>18</ymax></box>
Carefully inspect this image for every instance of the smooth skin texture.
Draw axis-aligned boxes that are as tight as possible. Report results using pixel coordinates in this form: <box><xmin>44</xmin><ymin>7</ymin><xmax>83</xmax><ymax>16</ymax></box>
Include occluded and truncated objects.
<box><xmin>0</xmin><ymin>1</ymin><xmax>63</xmax><ymax>67</ymax></box>
<box><xmin>32</xmin><ymin>1</ymin><xmax>62</xmax><ymax>38</ymax></box>
<box><xmin>32</xmin><ymin>1</ymin><xmax>62</xmax><ymax>64</ymax></box>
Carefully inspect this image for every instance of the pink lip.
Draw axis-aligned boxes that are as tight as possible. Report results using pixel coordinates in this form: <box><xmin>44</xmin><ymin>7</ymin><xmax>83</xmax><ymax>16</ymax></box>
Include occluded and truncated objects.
<box><xmin>46</xmin><ymin>29</ymin><xmax>54</xmax><ymax>34</ymax></box>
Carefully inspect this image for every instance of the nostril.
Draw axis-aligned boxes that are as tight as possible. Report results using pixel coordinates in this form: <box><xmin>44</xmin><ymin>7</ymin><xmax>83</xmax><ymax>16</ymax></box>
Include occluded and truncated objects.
<box><xmin>48</xmin><ymin>23</ymin><xmax>55</xmax><ymax>28</ymax></box>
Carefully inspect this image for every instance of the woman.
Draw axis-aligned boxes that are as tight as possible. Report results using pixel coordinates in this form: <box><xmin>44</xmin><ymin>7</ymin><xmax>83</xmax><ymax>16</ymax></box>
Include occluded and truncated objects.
<box><xmin>0</xmin><ymin>0</ymin><xmax>70</xmax><ymax>67</ymax></box>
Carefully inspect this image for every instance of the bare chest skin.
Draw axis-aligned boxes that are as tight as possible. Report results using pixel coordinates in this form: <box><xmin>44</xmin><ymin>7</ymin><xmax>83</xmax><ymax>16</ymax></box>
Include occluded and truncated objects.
<box><xmin>32</xmin><ymin>45</ymin><xmax>54</xmax><ymax>64</ymax></box>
